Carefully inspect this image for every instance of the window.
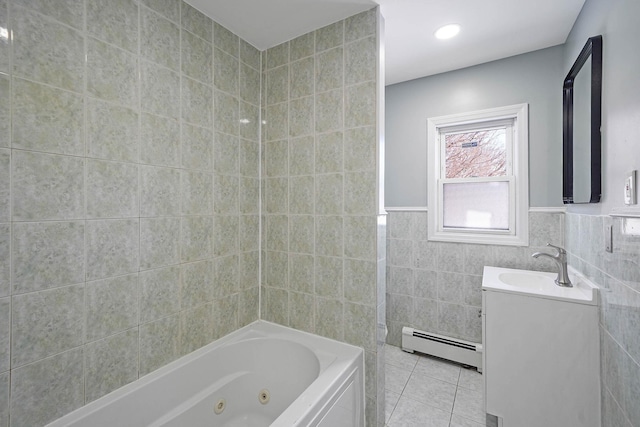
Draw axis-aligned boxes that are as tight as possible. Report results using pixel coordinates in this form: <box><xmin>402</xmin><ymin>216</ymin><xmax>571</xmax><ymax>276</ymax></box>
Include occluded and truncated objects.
<box><xmin>427</xmin><ymin>104</ymin><xmax>529</xmax><ymax>246</ymax></box>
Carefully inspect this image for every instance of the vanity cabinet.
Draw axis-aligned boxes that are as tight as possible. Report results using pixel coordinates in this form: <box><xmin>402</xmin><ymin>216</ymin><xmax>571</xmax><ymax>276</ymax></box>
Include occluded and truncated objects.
<box><xmin>481</xmin><ymin>266</ymin><xmax>600</xmax><ymax>427</ymax></box>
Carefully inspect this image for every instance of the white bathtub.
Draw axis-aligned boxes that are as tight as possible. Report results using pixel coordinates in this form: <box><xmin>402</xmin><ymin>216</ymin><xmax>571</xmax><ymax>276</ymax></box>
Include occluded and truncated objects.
<box><xmin>47</xmin><ymin>321</ymin><xmax>365</xmax><ymax>427</ymax></box>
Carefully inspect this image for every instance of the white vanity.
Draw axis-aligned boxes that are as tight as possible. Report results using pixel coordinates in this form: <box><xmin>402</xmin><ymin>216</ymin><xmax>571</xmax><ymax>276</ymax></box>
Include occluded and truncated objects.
<box><xmin>482</xmin><ymin>266</ymin><xmax>600</xmax><ymax>427</ymax></box>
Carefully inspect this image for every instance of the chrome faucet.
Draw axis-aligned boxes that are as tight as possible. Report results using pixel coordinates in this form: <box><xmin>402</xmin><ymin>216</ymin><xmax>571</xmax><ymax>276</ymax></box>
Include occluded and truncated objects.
<box><xmin>531</xmin><ymin>243</ymin><xmax>573</xmax><ymax>287</ymax></box>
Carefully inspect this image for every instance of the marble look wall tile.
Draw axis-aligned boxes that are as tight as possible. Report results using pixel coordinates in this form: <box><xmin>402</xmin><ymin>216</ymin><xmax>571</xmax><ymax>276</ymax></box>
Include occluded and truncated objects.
<box><xmin>239</xmin><ymin>139</ymin><xmax>259</xmax><ymax>177</ymax></box>
<box><xmin>85</xmin><ymin>274</ymin><xmax>138</xmax><ymax>342</ymax></box>
<box><xmin>345</xmin><ymin>302</ymin><xmax>375</xmax><ymax>351</ymax></box>
<box><xmin>265</xmin><ymin>140</ymin><xmax>288</xmax><ymax>177</ymax></box>
<box><xmin>388</xmin><ymin>238</ymin><xmax>413</xmax><ymax>267</ymax></box>
<box><xmin>437</xmin><ymin>272</ymin><xmax>465</xmax><ymax>303</ymax></box>
<box><xmin>182</xmin><ymin>77</ymin><xmax>213</xmax><ymax>128</ymax></box>
<box><xmin>84</xmin><ymin>329</ymin><xmax>138</xmax><ymax>403</ymax></box>
<box><xmin>181</xmin><ymin>216</ymin><xmax>213</xmax><ymax>261</ymax></box>
<box><xmin>290</xmin><ymin>57</ymin><xmax>314</xmax><ymax>99</ymax></box>
<box><xmin>344</xmin><ymin>259</ymin><xmax>376</xmax><ymax>305</ymax></box>
<box><xmin>289</xmin><ymin>176</ymin><xmax>314</xmax><ymax>215</ymax></box>
<box><xmin>86</xmin><ymin>159</ymin><xmax>139</xmax><ymax>219</ymax></box>
<box><xmin>529</xmin><ymin>212</ymin><xmax>564</xmax><ymax>247</ymax></box>
<box><xmin>86</xmin><ymin>219</ymin><xmax>139</xmax><ymax>281</ymax></box>
<box><xmin>139</xmin><ymin>266</ymin><xmax>180</xmax><ymax>323</ymax></box>
<box><xmin>181</xmin><ymin>123</ymin><xmax>213</xmax><ymax>170</ymax></box>
<box><xmin>289</xmin><ymin>136</ymin><xmax>314</xmax><ymax>176</ymax></box>
<box><xmin>316</xmin><ymin>47</ymin><xmax>343</xmax><ymax>93</ymax></box>
<box><xmin>265</xmin><ymin>102</ymin><xmax>288</xmax><ymax>142</ymax></box>
<box><xmin>316</xmin><ymin>131</ymin><xmax>343</xmax><ymax>173</ymax></box>
<box><xmin>239</xmin><ymin>251</ymin><xmax>259</xmax><ymax>289</ymax></box>
<box><xmin>265</xmin><ymin>251</ymin><xmax>288</xmax><ymax>288</ymax></box>
<box><xmin>289</xmin><ymin>96</ymin><xmax>314</xmax><ymax>138</ymax></box>
<box><xmin>240</xmin><ymin>62</ymin><xmax>260</xmax><ymax>106</ymax></box>
<box><xmin>139</xmin><ymin>314</ymin><xmax>180</xmax><ymax>376</ymax></box>
<box><xmin>315</xmin><ymin>297</ymin><xmax>343</xmax><ymax>341</ymax></box>
<box><xmin>262</xmin><ymin>286</ymin><xmax>288</xmax><ymax>325</ymax></box>
<box><xmin>0</xmin><ymin>297</ymin><xmax>9</xmax><ymax>372</ymax></box>
<box><xmin>214</xmin><ymin>132</ymin><xmax>239</xmax><ymax>175</ymax></box>
<box><xmin>289</xmin><ymin>215</ymin><xmax>314</xmax><ymax>254</ymax></box>
<box><xmin>316</xmin><ymin>216</ymin><xmax>343</xmax><ymax>257</ymax></box>
<box><xmin>12</xmin><ymin>284</ymin><xmax>84</xmax><ymax>367</ymax></box>
<box><xmin>0</xmin><ymin>76</ymin><xmax>8</xmax><ymax>147</ymax></box>
<box><xmin>264</xmin><ymin>177</ymin><xmax>287</xmax><ymax>214</ymax></box>
<box><xmin>214</xmin><ymin>254</ymin><xmax>239</xmax><ymax>298</ymax></box>
<box><xmin>141</xmin><ymin>113</ymin><xmax>180</xmax><ymax>167</ymax></box>
<box><xmin>388</xmin><ymin>212</ymin><xmax>414</xmax><ymax>240</ymax></box>
<box><xmin>316</xmin><ymin>21</ymin><xmax>344</xmax><ymax>52</ymax></box>
<box><xmin>213</xmin><ymin>215</ymin><xmax>239</xmax><ymax>258</ymax></box>
<box><xmin>140</xmin><ymin>217</ymin><xmax>180</xmax><ymax>270</ymax></box>
<box><xmin>315</xmin><ymin>255</ymin><xmax>343</xmax><ymax>299</ymax></box>
<box><xmin>141</xmin><ymin>6</ymin><xmax>180</xmax><ymax>71</ymax></box>
<box><xmin>344</xmin><ymin>126</ymin><xmax>376</xmax><ymax>172</ymax></box>
<box><xmin>12</xmin><ymin>5</ymin><xmax>84</xmax><ymax>92</ymax></box>
<box><xmin>213</xmin><ymin>295</ymin><xmax>238</xmax><ymax>339</ymax></box>
<box><xmin>181</xmin><ymin>303</ymin><xmax>213</xmax><ymax>354</ymax></box>
<box><xmin>266</xmin><ymin>65</ymin><xmax>289</xmax><ymax>106</ymax></box>
<box><xmin>345</xmin><ymin>8</ymin><xmax>377</xmax><ymax>43</ymax></box>
<box><xmin>345</xmin><ymin>36</ymin><xmax>376</xmax><ymax>86</ymax></box>
<box><xmin>87</xmin><ymin>99</ymin><xmax>139</xmax><ymax>163</ymax></box>
<box><xmin>214</xmin><ymin>22</ymin><xmax>239</xmax><ymax>57</ymax></box>
<box><xmin>181</xmin><ymin>2</ymin><xmax>212</xmax><ymax>42</ymax></box>
<box><xmin>12</xmin><ymin>221</ymin><xmax>84</xmax><ymax>294</ymax></box>
<box><xmin>12</xmin><ymin>0</ymin><xmax>84</xmax><ymax>29</ymax></box>
<box><xmin>181</xmin><ymin>170</ymin><xmax>213</xmax><ymax>215</ymax></box>
<box><xmin>387</xmin><ymin>266</ymin><xmax>414</xmax><ymax>296</ymax></box>
<box><xmin>12</xmin><ymin>150</ymin><xmax>84</xmax><ymax>221</ymax></box>
<box><xmin>141</xmin><ymin>60</ymin><xmax>181</xmax><ymax>118</ymax></box>
<box><xmin>181</xmin><ymin>260</ymin><xmax>213</xmax><ymax>309</ymax></box>
<box><xmin>315</xmin><ymin>89</ymin><xmax>343</xmax><ymax>133</ymax></box>
<box><xmin>412</xmin><ymin>297</ymin><xmax>438</xmax><ymax>333</ymax></box>
<box><xmin>87</xmin><ymin>37</ymin><xmax>138</xmax><ymax>108</ymax></box>
<box><xmin>87</xmin><ymin>0</ymin><xmax>138</xmax><ymax>53</ymax></box>
<box><xmin>437</xmin><ymin>302</ymin><xmax>466</xmax><ymax>338</ymax></box>
<box><xmin>239</xmin><ymin>214</ymin><xmax>259</xmax><ymax>252</ymax></box>
<box><xmin>0</xmin><ymin>371</ymin><xmax>7</xmax><ymax>426</ymax></box>
<box><xmin>141</xmin><ymin>0</ymin><xmax>179</xmax><ymax>23</ymax></box>
<box><xmin>315</xmin><ymin>173</ymin><xmax>343</xmax><ymax>215</ymax></box>
<box><xmin>214</xmin><ymin>174</ymin><xmax>239</xmax><ymax>215</ymax></box>
<box><xmin>240</xmin><ymin>39</ymin><xmax>260</xmax><ymax>70</ymax></box>
<box><xmin>289</xmin><ymin>291</ymin><xmax>314</xmax><ymax>333</ymax></box>
<box><xmin>12</xmin><ymin>78</ymin><xmax>84</xmax><ymax>156</ymax></box>
<box><xmin>0</xmin><ymin>151</ymin><xmax>7</xmax><ymax>222</ymax></box>
<box><xmin>239</xmin><ymin>102</ymin><xmax>259</xmax><ymax>141</ymax></box>
<box><xmin>436</xmin><ymin>242</ymin><xmax>464</xmax><ymax>273</ymax></box>
<box><xmin>290</xmin><ymin>32</ymin><xmax>314</xmax><ymax>61</ymax></box>
<box><xmin>344</xmin><ymin>216</ymin><xmax>376</xmax><ymax>260</ymax></box>
<box><xmin>239</xmin><ymin>177</ymin><xmax>259</xmax><ymax>215</ymax></box>
<box><xmin>344</xmin><ymin>171</ymin><xmax>375</xmax><ymax>214</ymax></box>
<box><xmin>387</xmin><ymin>293</ymin><xmax>413</xmax><ymax>323</ymax></box>
<box><xmin>345</xmin><ymin>81</ymin><xmax>376</xmax><ymax>128</ymax></box>
<box><xmin>0</xmin><ymin>225</ymin><xmax>7</xmax><ymax>298</ymax></box>
<box><xmin>214</xmin><ymin>90</ymin><xmax>239</xmax><ymax>136</ymax></box>
<box><xmin>182</xmin><ymin>30</ymin><xmax>212</xmax><ymax>85</ymax></box>
<box><xmin>140</xmin><ymin>165</ymin><xmax>180</xmax><ymax>217</ymax></box>
<box><xmin>463</xmin><ymin>244</ymin><xmax>496</xmax><ymax>276</ymax></box>
<box><xmin>214</xmin><ymin>48</ymin><xmax>238</xmax><ymax>95</ymax></box>
<box><xmin>265</xmin><ymin>42</ymin><xmax>289</xmax><ymax>70</ymax></box>
<box><xmin>289</xmin><ymin>254</ymin><xmax>314</xmax><ymax>293</ymax></box>
<box><xmin>10</xmin><ymin>349</ymin><xmax>83</xmax><ymax>427</ymax></box>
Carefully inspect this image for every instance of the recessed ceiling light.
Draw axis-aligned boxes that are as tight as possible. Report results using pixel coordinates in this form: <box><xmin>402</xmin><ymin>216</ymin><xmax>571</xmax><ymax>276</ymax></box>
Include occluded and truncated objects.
<box><xmin>435</xmin><ymin>24</ymin><xmax>461</xmax><ymax>40</ymax></box>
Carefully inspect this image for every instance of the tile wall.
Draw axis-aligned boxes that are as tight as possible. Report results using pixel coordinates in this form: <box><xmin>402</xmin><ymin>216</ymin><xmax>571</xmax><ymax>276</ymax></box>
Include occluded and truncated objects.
<box><xmin>385</xmin><ymin>210</ymin><xmax>565</xmax><ymax>346</ymax></box>
<box><xmin>0</xmin><ymin>1</ymin><xmax>261</xmax><ymax>425</ymax></box>
<box><xmin>565</xmin><ymin>213</ymin><xmax>640</xmax><ymax>427</ymax></box>
<box><xmin>259</xmin><ymin>9</ymin><xmax>385</xmax><ymax>426</ymax></box>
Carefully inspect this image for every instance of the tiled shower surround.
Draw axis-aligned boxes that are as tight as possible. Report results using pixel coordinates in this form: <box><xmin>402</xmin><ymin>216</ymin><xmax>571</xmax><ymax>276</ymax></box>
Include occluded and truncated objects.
<box><xmin>259</xmin><ymin>11</ymin><xmax>386</xmax><ymax>425</ymax></box>
<box><xmin>565</xmin><ymin>213</ymin><xmax>640</xmax><ymax>427</ymax></box>
<box><xmin>0</xmin><ymin>1</ymin><xmax>384</xmax><ymax>426</ymax></box>
<box><xmin>385</xmin><ymin>209</ymin><xmax>565</xmax><ymax>346</ymax></box>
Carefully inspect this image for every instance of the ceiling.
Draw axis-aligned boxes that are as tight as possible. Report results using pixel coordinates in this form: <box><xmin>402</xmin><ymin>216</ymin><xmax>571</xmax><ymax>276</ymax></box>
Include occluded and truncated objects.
<box><xmin>186</xmin><ymin>0</ymin><xmax>585</xmax><ymax>86</ymax></box>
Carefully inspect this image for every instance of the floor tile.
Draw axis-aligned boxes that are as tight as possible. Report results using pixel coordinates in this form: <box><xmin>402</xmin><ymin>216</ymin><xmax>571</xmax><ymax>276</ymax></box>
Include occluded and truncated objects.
<box><xmin>453</xmin><ymin>387</ymin><xmax>485</xmax><ymax>424</ymax></box>
<box><xmin>388</xmin><ymin>395</ymin><xmax>451</xmax><ymax>427</ymax></box>
<box><xmin>403</xmin><ymin>371</ymin><xmax>457</xmax><ymax>412</ymax></box>
<box><xmin>413</xmin><ymin>354</ymin><xmax>461</xmax><ymax>385</ymax></box>
<box><xmin>386</xmin><ymin>389</ymin><xmax>401</xmax><ymax>423</ymax></box>
<box><xmin>385</xmin><ymin>344</ymin><xmax>419</xmax><ymax>371</ymax></box>
<box><xmin>458</xmin><ymin>368</ymin><xmax>483</xmax><ymax>392</ymax></box>
<box><xmin>386</xmin><ymin>363</ymin><xmax>412</xmax><ymax>394</ymax></box>
<box><xmin>450</xmin><ymin>413</ymin><xmax>486</xmax><ymax>427</ymax></box>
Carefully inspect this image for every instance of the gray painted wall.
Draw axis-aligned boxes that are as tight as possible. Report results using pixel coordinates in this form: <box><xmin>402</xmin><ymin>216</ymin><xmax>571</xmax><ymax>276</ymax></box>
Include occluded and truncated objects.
<box><xmin>385</xmin><ymin>45</ymin><xmax>564</xmax><ymax>208</ymax></box>
<box><xmin>564</xmin><ymin>0</ymin><xmax>640</xmax><ymax>215</ymax></box>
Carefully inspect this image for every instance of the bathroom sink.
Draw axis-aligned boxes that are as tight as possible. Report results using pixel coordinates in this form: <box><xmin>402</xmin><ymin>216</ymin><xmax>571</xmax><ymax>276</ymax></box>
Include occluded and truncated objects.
<box><xmin>482</xmin><ymin>266</ymin><xmax>598</xmax><ymax>304</ymax></box>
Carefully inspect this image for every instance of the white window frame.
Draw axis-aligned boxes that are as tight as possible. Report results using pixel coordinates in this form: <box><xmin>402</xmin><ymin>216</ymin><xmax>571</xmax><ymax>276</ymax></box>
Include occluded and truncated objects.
<box><xmin>427</xmin><ymin>104</ymin><xmax>529</xmax><ymax>246</ymax></box>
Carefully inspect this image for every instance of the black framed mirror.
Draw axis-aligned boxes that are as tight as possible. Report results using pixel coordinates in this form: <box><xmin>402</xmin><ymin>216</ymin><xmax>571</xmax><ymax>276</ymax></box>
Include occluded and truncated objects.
<box><xmin>563</xmin><ymin>35</ymin><xmax>603</xmax><ymax>204</ymax></box>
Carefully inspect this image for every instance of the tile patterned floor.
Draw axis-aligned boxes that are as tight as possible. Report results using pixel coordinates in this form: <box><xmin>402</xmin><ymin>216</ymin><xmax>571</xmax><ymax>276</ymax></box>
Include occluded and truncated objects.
<box><xmin>385</xmin><ymin>345</ymin><xmax>486</xmax><ymax>427</ymax></box>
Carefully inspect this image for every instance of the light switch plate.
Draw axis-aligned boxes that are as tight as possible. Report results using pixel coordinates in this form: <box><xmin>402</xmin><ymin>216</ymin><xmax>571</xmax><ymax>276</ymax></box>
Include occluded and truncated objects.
<box><xmin>624</xmin><ymin>170</ymin><xmax>637</xmax><ymax>205</ymax></box>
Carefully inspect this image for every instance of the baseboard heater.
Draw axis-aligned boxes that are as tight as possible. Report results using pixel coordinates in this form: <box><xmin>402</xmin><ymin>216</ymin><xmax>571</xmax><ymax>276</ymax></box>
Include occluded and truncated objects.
<box><xmin>402</xmin><ymin>327</ymin><xmax>483</xmax><ymax>372</ymax></box>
